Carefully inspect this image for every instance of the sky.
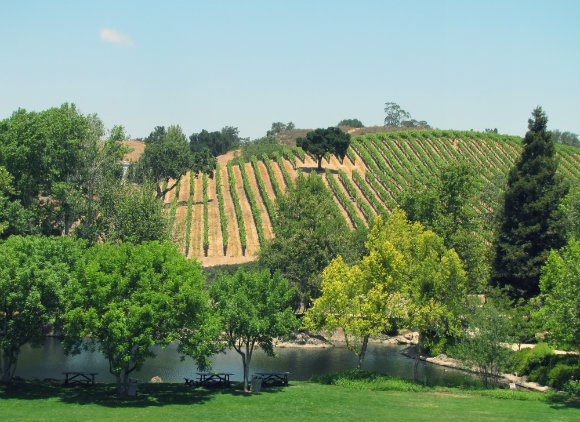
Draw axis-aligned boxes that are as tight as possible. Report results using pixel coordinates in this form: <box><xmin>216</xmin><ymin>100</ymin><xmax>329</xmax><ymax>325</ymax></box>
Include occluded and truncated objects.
<box><xmin>1</xmin><ymin>0</ymin><xmax>579</xmax><ymax>140</ymax></box>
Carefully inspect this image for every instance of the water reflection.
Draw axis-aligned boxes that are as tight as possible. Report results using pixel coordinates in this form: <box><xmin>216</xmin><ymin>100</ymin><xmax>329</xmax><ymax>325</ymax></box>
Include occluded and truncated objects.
<box><xmin>15</xmin><ymin>338</ymin><xmax>479</xmax><ymax>387</ymax></box>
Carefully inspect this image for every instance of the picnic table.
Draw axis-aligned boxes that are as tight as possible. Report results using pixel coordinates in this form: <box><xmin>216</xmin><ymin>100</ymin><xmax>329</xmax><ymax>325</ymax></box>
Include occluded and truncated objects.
<box><xmin>255</xmin><ymin>372</ymin><xmax>290</xmax><ymax>387</ymax></box>
<box><xmin>63</xmin><ymin>372</ymin><xmax>98</xmax><ymax>386</ymax></box>
<box><xmin>184</xmin><ymin>372</ymin><xmax>233</xmax><ymax>388</ymax></box>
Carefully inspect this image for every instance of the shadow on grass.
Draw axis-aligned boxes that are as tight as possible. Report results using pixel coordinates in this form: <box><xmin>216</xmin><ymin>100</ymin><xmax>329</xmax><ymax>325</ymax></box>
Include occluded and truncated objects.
<box><xmin>0</xmin><ymin>381</ymin><xmax>286</xmax><ymax>408</ymax></box>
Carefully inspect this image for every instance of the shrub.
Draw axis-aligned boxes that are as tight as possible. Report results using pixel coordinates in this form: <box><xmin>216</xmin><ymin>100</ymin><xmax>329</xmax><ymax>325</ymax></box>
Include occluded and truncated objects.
<box><xmin>562</xmin><ymin>380</ymin><xmax>580</xmax><ymax>397</ymax></box>
<box><xmin>548</xmin><ymin>364</ymin><xmax>580</xmax><ymax>390</ymax></box>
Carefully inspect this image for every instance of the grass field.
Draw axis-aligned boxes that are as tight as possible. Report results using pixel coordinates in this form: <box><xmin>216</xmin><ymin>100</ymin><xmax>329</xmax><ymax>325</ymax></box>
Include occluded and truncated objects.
<box><xmin>1</xmin><ymin>378</ymin><xmax>578</xmax><ymax>422</ymax></box>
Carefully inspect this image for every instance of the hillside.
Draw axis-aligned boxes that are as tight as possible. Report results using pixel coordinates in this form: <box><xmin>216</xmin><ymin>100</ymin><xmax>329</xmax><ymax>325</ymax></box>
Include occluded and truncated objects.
<box><xmin>158</xmin><ymin>130</ymin><xmax>580</xmax><ymax>266</ymax></box>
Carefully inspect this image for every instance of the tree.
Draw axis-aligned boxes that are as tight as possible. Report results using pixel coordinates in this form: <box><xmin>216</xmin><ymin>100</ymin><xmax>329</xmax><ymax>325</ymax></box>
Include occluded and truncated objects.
<box><xmin>210</xmin><ymin>269</ymin><xmax>298</xmax><ymax>391</ymax></box>
<box><xmin>0</xmin><ymin>104</ymin><xmax>113</xmax><ymax>236</ymax></box>
<box><xmin>559</xmin><ymin>185</ymin><xmax>580</xmax><ymax>241</ymax></box>
<box><xmin>337</xmin><ymin>118</ymin><xmax>364</xmax><ymax>128</ymax></box>
<box><xmin>259</xmin><ymin>172</ymin><xmax>365</xmax><ymax>306</ymax></box>
<box><xmin>304</xmin><ymin>255</ymin><xmax>405</xmax><ymax>369</ymax></box>
<box><xmin>296</xmin><ymin>127</ymin><xmax>351</xmax><ymax>170</ymax></box>
<box><xmin>454</xmin><ymin>300</ymin><xmax>513</xmax><ymax>388</ymax></box>
<box><xmin>138</xmin><ymin>125</ymin><xmax>195</xmax><ymax>199</ymax></box>
<box><xmin>367</xmin><ymin>210</ymin><xmax>467</xmax><ymax>377</ymax></box>
<box><xmin>400</xmin><ymin>162</ymin><xmax>490</xmax><ymax>293</ymax></box>
<box><xmin>0</xmin><ymin>167</ymin><xmax>31</xmax><ymax>238</ymax></box>
<box><xmin>93</xmin><ymin>180</ymin><xmax>169</xmax><ymax>244</ymax></box>
<box><xmin>492</xmin><ymin>107</ymin><xmax>569</xmax><ymax>298</ymax></box>
<box><xmin>535</xmin><ymin>240</ymin><xmax>580</xmax><ymax>351</ymax></box>
<box><xmin>384</xmin><ymin>102</ymin><xmax>411</xmax><ymax>126</ymax></box>
<box><xmin>189</xmin><ymin>126</ymin><xmax>242</xmax><ymax>156</ymax></box>
<box><xmin>267</xmin><ymin>122</ymin><xmax>295</xmax><ymax>137</ymax></box>
<box><xmin>550</xmin><ymin>130</ymin><xmax>580</xmax><ymax>148</ymax></box>
<box><xmin>0</xmin><ymin>236</ymin><xmax>85</xmax><ymax>383</ymax></box>
<box><xmin>62</xmin><ymin>241</ymin><xmax>215</xmax><ymax>395</ymax></box>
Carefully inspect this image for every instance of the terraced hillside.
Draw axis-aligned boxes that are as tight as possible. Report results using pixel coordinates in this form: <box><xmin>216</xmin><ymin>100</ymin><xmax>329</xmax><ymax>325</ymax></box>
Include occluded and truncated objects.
<box><xmin>161</xmin><ymin>130</ymin><xmax>580</xmax><ymax>266</ymax></box>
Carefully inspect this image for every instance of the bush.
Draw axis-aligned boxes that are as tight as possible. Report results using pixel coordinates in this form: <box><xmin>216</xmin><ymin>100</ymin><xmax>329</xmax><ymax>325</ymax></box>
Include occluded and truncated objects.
<box><xmin>548</xmin><ymin>364</ymin><xmax>580</xmax><ymax>390</ymax></box>
<box><xmin>562</xmin><ymin>380</ymin><xmax>580</xmax><ymax>397</ymax></box>
<box><xmin>513</xmin><ymin>343</ymin><xmax>554</xmax><ymax>375</ymax></box>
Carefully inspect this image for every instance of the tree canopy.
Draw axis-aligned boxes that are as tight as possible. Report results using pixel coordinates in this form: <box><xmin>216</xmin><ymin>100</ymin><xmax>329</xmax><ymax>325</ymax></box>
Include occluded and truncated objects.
<box><xmin>535</xmin><ymin>240</ymin><xmax>580</xmax><ymax>351</ymax></box>
<box><xmin>259</xmin><ymin>172</ymin><xmax>365</xmax><ymax>306</ymax></box>
<box><xmin>492</xmin><ymin>107</ymin><xmax>569</xmax><ymax>298</ymax></box>
<box><xmin>337</xmin><ymin>118</ymin><xmax>364</xmax><ymax>128</ymax></box>
<box><xmin>399</xmin><ymin>162</ymin><xmax>489</xmax><ymax>293</ymax></box>
<box><xmin>62</xmin><ymin>241</ymin><xmax>215</xmax><ymax>395</ymax></box>
<box><xmin>296</xmin><ymin>127</ymin><xmax>351</xmax><ymax>170</ymax></box>
<box><xmin>0</xmin><ymin>235</ymin><xmax>85</xmax><ymax>383</ymax></box>
<box><xmin>384</xmin><ymin>102</ymin><xmax>430</xmax><ymax>128</ymax></box>
<box><xmin>210</xmin><ymin>269</ymin><xmax>298</xmax><ymax>391</ymax></box>
<box><xmin>189</xmin><ymin>126</ymin><xmax>242</xmax><ymax>156</ymax></box>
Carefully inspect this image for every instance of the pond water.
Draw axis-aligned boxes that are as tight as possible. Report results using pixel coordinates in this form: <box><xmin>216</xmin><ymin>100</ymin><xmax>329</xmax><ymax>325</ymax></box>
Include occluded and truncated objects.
<box><xmin>15</xmin><ymin>338</ymin><xmax>480</xmax><ymax>387</ymax></box>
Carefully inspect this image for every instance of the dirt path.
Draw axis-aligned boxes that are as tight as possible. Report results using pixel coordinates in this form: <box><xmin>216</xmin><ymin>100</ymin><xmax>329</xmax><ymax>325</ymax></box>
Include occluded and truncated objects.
<box><xmin>333</xmin><ymin>171</ymin><xmax>368</xmax><ymax>225</ymax></box>
<box><xmin>220</xmin><ymin>164</ymin><xmax>241</xmax><ymax>258</ymax></box>
<box><xmin>232</xmin><ymin>164</ymin><xmax>260</xmax><ymax>258</ymax></box>
<box><xmin>206</xmin><ymin>176</ymin><xmax>224</xmax><ymax>258</ymax></box>
<box><xmin>269</xmin><ymin>159</ymin><xmax>288</xmax><ymax>194</ymax></box>
<box><xmin>245</xmin><ymin>162</ymin><xmax>274</xmax><ymax>240</ymax></box>
<box><xmin>347</xmin><ymin>172</ymin><xmax>378</xmax><ymax>217</ymax></box>
<box><xmin>256</xmin><ymin>161</ymin><xmax>277</xmax><ymax>200</ymax></box>
<box><xmin>188</xmin><ymin>175</ymin><xmax>204</xmax><ymax>259</ymax></box>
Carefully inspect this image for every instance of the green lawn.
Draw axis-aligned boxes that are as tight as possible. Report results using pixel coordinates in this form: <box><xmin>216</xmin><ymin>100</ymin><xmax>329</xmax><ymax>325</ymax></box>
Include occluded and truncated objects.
<box><xmin>0</xmin><ymin>381</ymin><xmax>578</xmax><ymax>422</ymax></box>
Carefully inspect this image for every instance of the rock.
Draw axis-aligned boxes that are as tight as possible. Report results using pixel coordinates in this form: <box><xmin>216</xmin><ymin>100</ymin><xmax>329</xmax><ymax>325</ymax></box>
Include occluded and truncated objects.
<box><xmin>150</xmin><ymin>376</ymin><xmax>163</xmax><ymax>383</ymax></box>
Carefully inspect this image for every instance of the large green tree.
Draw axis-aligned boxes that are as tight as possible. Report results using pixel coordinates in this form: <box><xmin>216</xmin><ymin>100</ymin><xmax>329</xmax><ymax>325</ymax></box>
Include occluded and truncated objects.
<box><xmin>492</xmin><ymin>107</ymin><xmax>568</xmax><ymax>298</ymax></box>
<box><xmin>535</xmin><ymin>240</ymin><xmax>580</xmax><ymax>351</ymax></box>
<box><xmin>0</xmin><ymin>236</ymin><xmax>85</xmax><ymax>383</ymax></box>
<box><xmin>63</xmin><ymin>241</ymin><xmax>215</xmax><ymax>395</ymax></box>
<box><xmin>139</xmin><ymin>125</ymin><xmax>216</xmax><ymax>199</ymax></box>
<box><xmin>258</xmin><ymin>172</ymin><xmax>365</xmax><ymax>306</ymax></box>
<box><xmin>210</xmin><ymin>269</ymin><xmax>298</xmax><ymax>391</ymax></box>
<box><xmin>400</xmin><ymin>162</ymin><xmax>490</xmax><ymax>293</ymax></box>
<box><xmin>367</xmin><ymin>210</ymin><xmax>467</xmax><ymax>372</ymax></box>
<box><xmin>189</xmin><ymin>126</ymin><xmax>242</xmax><ymax>156</ymax></box>
<box><xmin>297</xmin><ymin>127</ymin><xmax>351</xmax><ymax>170</ymax></box>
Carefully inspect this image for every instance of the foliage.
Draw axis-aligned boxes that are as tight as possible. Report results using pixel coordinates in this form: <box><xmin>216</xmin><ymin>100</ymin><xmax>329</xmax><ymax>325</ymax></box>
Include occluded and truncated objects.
<box><xmin>210</xmin><ymin>269</ymin><xmax>298</xmax><ymax>391</ymax></box>
<box><xmin>237</xmin><ymin>158</ymin><xmax>265</xmax><ymax>246</ymax></box>
<box><xmin>63</xmin><ymin>241</ymin><xmax>216</xmax><ymax>395</ymax></box>
<box><xmin>139</xmin><ymin>125</ymin><xmax>206</xmax><ymax>199</ymax></box>
<box><xmin>258</xmin><ymin>172</ymin><xmax>362</xmax><ymax>306</ymax></box>
<box><xmin>453</xmin><ymin>301</ymin><xmax>513</xmax><ymax>388</ymax></box>
<box><xmin>241</xmin><ymin>136</ymin><xmax>285</xmax><ymax>161</ymax></box>
<box><xmin>296</xmin><ymin>127</ymin><xmax>351</xmax><ymax>170</ymax></box>
<box><xmin>492</xmin><ymin>107</ymin><xmax>569</xmax><ymax>298</ymax></box>
<box><xmin>0</xmin><ymin>104</ymin><xmax>126</xmax><ymax>236</ymax></box>
<box><xmin>304</xmin><ymin>255</ymin><xmax>405</xmax><ymax>368</ymax></box>
<box><xmin>559</xmin><ymin>185</ymin><xmax>580</xmax><ymax>241</ymax></box>
<box><xmin>184</xmin><ymin>173</ymin><xmax>194</xmax><ymax>257</ymax></box>
<box><xmin>226</xmin><ymin>161</ymin><xmax>247</xmax><ymax>253</ymax></box>
<box><xmin>266</xmin><ymin>121</ymin><xmax>295</xmax><ymax>137</ymax></box>
<box><xmin>384</xmin><ymin>102</ymin><xmax>411</xmax><ymax>126</ymax></box>
<box><xmin>367</xmin><ymin>210</ymin><xmax>468</xmax><ymax>357</ymax></box>
<box><xmin>551</xmin><ymin>130</ymin><xmax>580</xmax><ymax>148</ymax></box>
<box><xmin>90</xmin><ymin>180</ymin><xmax>169</xmax><ymax>244</ymax></box>
<box><xmin>337</xmin><ymin>118</ymin><xmax>364</xmax><ymax>128</ymax></box>
<box><xmin>535</xmin><ymin>239</ymin><xmax>580</xmax><ymax>350</ymax></box>
<box><xmin>189</xmin><ymin>126</ymin><xmax>242</xmax><ymax>156</ymax></box>
<box><xmin>0</xmin><ymin>235</ymin><xmax>85</xmax><ymax>383</ymax></box>
<box><xmin>0</xmin><ymin>167</ymin><xmax>30</xmax><ymax>238</ymax></box>
<box><xmin>315</xmin><ymin>370</ymin><xmax>425</xmax><ymax>392</ymax></box>
<box><xmin>202</xmin><ymin>173</ymin><xmax>209</xmax><ymax>254</ymax></box>
<box><xmin>399</xmin><ymin>162</ymin><xmax>490</xmax><ymax>293</ymax></box>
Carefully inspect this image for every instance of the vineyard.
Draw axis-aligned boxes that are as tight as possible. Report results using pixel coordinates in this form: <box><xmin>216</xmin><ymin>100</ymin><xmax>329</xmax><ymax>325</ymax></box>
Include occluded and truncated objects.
<box><xmin>158</xmin><ymin>130</ymin><xmax>580</xmax><ymax>266</ymax></box>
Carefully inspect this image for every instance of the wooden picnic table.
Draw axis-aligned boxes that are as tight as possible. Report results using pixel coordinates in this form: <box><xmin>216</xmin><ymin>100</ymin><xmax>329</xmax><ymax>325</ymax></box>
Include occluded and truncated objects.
<box><xmin>63</xmin><ymin>372</ymin><xmax>98</xmax><ymax>386</ymax></box>
<box><xmin>184</xmin><ymin>372</ymin><xmax>233</xmax><ymax>388</ymax></box>
<box><xmin>255</xmin><ymin>372</ymin><xmax>290</xmax><ymax>387</ymax></box>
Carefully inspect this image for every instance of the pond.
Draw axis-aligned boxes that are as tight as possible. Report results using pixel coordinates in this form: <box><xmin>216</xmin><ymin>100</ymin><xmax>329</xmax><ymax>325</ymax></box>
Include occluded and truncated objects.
<box><xmin>15</xmin><ymin>338</ymin><xmax>480</xmax><ymax>387</ymax></box>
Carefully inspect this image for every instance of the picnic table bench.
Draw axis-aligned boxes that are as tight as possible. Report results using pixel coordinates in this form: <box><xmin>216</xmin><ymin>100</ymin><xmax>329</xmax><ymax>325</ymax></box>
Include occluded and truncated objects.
<box><xmin>63</xmin><ymin>372</ymin><xmax>98</xmax><ymax>386</ymax></box>
<box><xmin>184</xmin><ymin>372</ymin><xmax>233</xmax><ymax>388</ymax></box>
<box><xmin>255</xmin><ymin>372</ymin><xmax>290</xmax><ymax>387</ymax></box>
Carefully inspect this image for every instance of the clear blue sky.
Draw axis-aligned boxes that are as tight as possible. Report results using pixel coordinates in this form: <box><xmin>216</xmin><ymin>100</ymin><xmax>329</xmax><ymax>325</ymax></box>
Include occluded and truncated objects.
<box><xmin>2</xmin><ymin>0</ymin><xmax>579</xmax><ymax>139</ymax></box>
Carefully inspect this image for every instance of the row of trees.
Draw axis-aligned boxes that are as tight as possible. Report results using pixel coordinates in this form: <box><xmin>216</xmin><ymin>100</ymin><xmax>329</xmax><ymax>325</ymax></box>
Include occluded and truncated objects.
<box><xmin>0</xmin><ymin>237</ymin><xmax>297</xmax><ymax>393</ymax></box>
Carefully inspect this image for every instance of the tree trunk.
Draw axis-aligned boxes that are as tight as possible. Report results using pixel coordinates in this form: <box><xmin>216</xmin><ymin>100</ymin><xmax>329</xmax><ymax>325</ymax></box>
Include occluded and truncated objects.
<box><xmin>243</xmin><ymin>343</ymin><xmax>253</xmax><ymax>392</ymax></box>
<box><xmin>317</xmin><ymin>156</ymin><xmax>322</xmax><ymax>171</ymax></box>
<box><xmin>1</xmin><ymin>349</ymin><xmax>16</xmax><ymax>383</ymax></box>
<box><xmin>357</xmin><ymin>335</ymin><xmax>369</xmax><ymax>369</ymax></box>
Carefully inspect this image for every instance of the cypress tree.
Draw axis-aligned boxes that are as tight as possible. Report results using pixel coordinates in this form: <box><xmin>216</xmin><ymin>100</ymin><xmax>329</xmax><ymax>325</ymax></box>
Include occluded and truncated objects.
<box><xmin>492</xmin><ymin>107</ymin><xmax>568</xmax><ymax>298</ymax></box>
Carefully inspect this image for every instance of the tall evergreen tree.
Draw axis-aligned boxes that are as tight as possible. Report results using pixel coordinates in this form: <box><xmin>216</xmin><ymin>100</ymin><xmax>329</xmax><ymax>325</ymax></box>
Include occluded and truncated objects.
<box><xmin>492</xmin><ymin>107</ymin><xmax>568</xmax><ymax>298</ymax></box>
